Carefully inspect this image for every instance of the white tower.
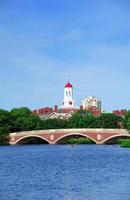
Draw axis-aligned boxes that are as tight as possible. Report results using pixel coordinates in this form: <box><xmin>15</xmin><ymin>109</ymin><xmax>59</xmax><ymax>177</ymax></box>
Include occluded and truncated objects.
<box><xmin>61</xmin><ymin>81</ymin><xmax>75</xmax><ymax>109</ymax></box>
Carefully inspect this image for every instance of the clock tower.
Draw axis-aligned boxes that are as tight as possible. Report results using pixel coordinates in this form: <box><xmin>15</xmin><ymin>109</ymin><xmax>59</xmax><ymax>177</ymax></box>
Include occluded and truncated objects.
<box><xmin>61</xmin><ymin>81</ymin><xmax>75</xmax><ymax>109</ymax></box>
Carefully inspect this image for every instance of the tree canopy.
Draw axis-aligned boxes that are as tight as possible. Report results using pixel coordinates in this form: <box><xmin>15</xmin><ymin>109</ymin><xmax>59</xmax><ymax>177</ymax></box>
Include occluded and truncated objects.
<box><xmin>124</xmin><ymin>110</ymin><xmax>130</xmax><ymax>130</ymax></box>
<box><xmin>0</xmin><ymin>107</ymin><xmax>128</xmax><ymax>144</ymax></box>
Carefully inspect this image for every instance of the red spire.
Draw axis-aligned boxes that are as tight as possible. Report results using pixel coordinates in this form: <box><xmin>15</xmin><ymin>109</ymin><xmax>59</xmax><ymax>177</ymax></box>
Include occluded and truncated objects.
<box><xmin>65</xmin><ymin>81</ymin><xmax>73</xmax><ymax>88</ymax></box>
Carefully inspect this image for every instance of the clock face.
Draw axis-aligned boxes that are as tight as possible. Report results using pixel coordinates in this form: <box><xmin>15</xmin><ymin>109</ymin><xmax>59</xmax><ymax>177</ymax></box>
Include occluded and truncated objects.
<box><xmin>69</xmin><ymin>101</ymin><xmax>72</xmax><ymax>105</ymax></box>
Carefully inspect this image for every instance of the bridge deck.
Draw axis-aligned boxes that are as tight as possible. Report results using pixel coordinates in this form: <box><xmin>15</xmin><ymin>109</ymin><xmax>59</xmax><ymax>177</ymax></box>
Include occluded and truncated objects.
<box><xmin>10</xmin><ymin>128</ymin><xmax>129</xmax><ymax>137</ymax></box>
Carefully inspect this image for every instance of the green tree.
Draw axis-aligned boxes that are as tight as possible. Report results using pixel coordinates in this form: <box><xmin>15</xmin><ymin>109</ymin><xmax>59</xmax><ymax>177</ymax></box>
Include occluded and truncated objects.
<box><xmin>125</xmin><ymin>110</ymin><xmax>130</xmax><ymax>120</ymax></box>
<box><xmin>82</xmin><ymin>115</ymin><xmax>96</xmax><ymax>128</ymax></box>
<box><xmin>124</xmin><ymin>110</ymin><xmax>130</xmax><ymax>130</ymax></box>
<box><xmin>126</xmin><ymin>118</ymin><xmax>130</xmax><ymax>131</ymax></box>
<box><xmin>10</xmin><ymin>107</ymin><xmax>44</xmax><ymax>132</ymax></box>
<box><xmin>0</xmin><ymin>109</ymin><xmax>13</xmax><ymax>144</ymax></box>
<box><xmin>0</xmin><ymin>109</ymin><xmax>12</xmax><ymax>135</ymax></box>
<box><xmin>42</xmin><ymin>118</ymin><xmax>68</xmax><ymax>129</ymax></box>
<box><xmin>68</xmin><ymin>110</ymin><xmax>93</xmax><ymax>128</ymax></box>
<box><xmin>95</xmin><ymin>113</ymin><xmax>123</xmax><ymax>128</ymax></box>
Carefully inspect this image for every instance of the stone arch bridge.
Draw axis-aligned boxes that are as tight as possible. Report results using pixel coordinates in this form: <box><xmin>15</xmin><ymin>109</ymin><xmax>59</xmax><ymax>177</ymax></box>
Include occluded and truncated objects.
<box><xmin>9</xmin><ymin>128</ymin><xmax>130</xmax><ymax>145</ymax></box>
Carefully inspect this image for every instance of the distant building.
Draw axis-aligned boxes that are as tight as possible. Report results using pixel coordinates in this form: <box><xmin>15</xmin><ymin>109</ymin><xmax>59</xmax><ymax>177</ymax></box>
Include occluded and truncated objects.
<box><xmin>82</xmin><ymin>96</ymin><xmax>101</xmax><ymax>116</ymax></box>
<box><xmin>32</xmin><ymin>83</ymin><xmax>102</xmax><ymax>120</ymax></box>
<box><xmin>82</xmin><ymin>96</ymin><xmax>101</xmax><ymax>110</ymax></box>
<box><xmin>32</xmin><ymin>81</ymin><xmax>78</xmax><ymax>120</ymax></box>
<box><xmin>47</xmin><ymin>110</ymin><xmax>75</xmax><ymax>120</ymax></box>
<box><xmin>32</xmin><ymin>106</ymin><xmax>56</xmax><ymax>120</ymax></box>
<box><xmin>32</xmin><ymin>105</ymin><xmax>76</xmax><ymax>121</ymax></box>
<box><xmin>113</xmin><ymin>109</ymin><xmax>127</xmax><ymax>117</ymax></box>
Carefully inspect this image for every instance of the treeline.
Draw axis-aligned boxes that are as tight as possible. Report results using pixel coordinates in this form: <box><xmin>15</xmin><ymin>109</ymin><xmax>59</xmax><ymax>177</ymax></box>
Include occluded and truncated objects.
<box><xmin>0</xmin><ymin>107</ymin><xmax>130</xmax><ymax>144</ymax></box>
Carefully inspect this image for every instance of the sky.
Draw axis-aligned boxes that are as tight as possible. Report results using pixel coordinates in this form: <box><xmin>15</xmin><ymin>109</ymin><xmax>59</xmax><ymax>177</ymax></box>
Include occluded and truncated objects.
<box><xmin>0</xmin><ymin>0</ymin><xmax>130</xmax><ymax>112</ymax></box>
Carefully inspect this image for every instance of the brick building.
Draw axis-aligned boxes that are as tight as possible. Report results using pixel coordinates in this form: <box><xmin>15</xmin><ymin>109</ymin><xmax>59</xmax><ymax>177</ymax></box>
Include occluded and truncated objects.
<box><xmin>32</xmin><ymin>81</ymin><xmax>102</xmax><ymax>120</ymax></box>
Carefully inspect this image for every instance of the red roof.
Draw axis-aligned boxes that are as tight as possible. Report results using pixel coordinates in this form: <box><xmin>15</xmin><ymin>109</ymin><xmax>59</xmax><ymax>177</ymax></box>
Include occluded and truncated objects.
<box><xmin>65</xmin><ymin>81</ymin><xmax>73</xmax><ymax>88</ymax></box>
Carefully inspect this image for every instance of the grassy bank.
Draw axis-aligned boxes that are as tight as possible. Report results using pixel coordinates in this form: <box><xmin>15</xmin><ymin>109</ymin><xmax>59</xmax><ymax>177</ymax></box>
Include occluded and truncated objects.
<box><xmin>67</xmin><ymin>137</ymin><xmax>95</xmax><ymax>145</ymax></box>
<box><xmin>118</xmin><ymin>139</ymin><xmax>130</xmax><ymax>148</ymax></box>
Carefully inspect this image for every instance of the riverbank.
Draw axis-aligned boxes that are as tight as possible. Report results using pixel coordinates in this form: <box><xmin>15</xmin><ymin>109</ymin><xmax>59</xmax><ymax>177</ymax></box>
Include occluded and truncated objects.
<box><xmin>67</xmin><ymin>137</ymin><xmax>95</xmax><ymax>144</ymax></box>
<box><xmin>118</xmin><ymin>139</ymin><xmax>130</xmax><ymax>148</ymax></box>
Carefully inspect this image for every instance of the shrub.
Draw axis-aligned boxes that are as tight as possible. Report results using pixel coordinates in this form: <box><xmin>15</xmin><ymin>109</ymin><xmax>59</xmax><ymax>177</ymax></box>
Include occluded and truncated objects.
<box><xmin>118</xmin><ymin>139</ymin><xmax>130</xmax><ymax>148</ymax></box>
<box><xmin>67</xmin><ymin>137</ymin><xmax>95</xmax><ymax>144</ymax></box>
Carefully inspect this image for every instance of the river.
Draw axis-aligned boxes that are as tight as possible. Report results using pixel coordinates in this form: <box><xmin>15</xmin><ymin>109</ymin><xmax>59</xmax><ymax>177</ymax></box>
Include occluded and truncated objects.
<box><xmin>0</xmin><ymin>145</ymin><xmax>130</xmax><ymax>200</ymax></box>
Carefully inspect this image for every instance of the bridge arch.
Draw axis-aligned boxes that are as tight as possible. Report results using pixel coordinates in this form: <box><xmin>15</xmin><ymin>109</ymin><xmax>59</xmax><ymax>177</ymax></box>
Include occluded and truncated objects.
<box><xmin>55</xmin><ymin>133</ymin><xmax>97</xmax><ymax>144</ymax></box>
<box><xmin>14</xmin><ymin>135</ymin><xmax>50</xmax><ymax>145</ymax></box>
<box><xmin>103</xmin><ymin>134</ymin><xmax>130</xmax><ymax>144</ymax></box>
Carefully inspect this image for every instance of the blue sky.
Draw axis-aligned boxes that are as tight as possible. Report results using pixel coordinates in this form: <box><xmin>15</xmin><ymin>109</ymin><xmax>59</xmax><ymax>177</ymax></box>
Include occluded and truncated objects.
<box><xmin>0</xmin><ymin>0</ymin><xmax>130</xmax><ymax>111</ymax></box>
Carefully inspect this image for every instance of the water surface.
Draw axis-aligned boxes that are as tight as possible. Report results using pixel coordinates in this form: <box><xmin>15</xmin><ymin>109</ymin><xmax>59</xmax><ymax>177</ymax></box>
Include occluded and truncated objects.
<box><xmin>0</xmin><ymin>145</ymin><xmax>130</xmax><ymax>200</ymax></box>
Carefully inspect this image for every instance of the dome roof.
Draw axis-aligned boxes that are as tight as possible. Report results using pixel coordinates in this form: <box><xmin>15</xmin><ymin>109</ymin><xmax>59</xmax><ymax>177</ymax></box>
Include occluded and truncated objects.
<box><xmin>65</xmin><ymin>81</ymin><xmax>73</xmax><ymax>88</ymax></box>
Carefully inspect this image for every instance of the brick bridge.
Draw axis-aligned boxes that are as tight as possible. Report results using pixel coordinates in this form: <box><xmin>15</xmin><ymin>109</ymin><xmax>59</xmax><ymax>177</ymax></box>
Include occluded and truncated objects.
<box><xmin>9</xmin><ymin>128</ymin><xmax>130</xmax><ymax>145</ymax></box>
